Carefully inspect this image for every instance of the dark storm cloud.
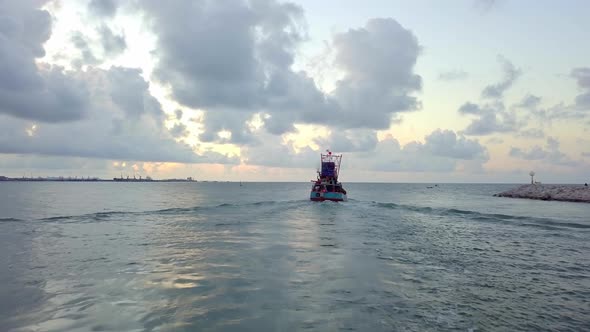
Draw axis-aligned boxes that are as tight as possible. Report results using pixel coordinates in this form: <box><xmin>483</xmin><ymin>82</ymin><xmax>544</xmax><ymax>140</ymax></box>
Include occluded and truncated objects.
<box><xmin>88</xmin><ymin>0</ymin><xmax>117</xmax><ymax>17</ymax></box>
<box><xmin>0</xmin><ymin>0</ymin><xmax>91</xmax><ymax>122</ymax></box>
<box><xmin>481</xmin><ymin>56</ymin><xmax>521</xmax><ymax>99</ymax></box>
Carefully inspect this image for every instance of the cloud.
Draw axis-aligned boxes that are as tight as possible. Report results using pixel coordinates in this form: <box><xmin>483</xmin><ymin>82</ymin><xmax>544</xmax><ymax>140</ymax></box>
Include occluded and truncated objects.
<box><xmin>140</xmin><ymin>0</ymin><xmax>309</xmax><ymax>142</ymax></box>
<box><xmin>71</xmin><ymin>32</ymin><xmax>99</xmax><ymax>66</ymax></box>
<box><xmin>0</xmin><ymin>1</ymin><xmax>92</xmax><ymax>122</ymax></box>
<box><xmin>509</xmin><ymin>137</ymin><xmax>582</xmax><ymax>167</ymax></box>
<box><xmin>517</xmin><ymin>128</ymin><xmax>545</xmax><ymax>138</ymax></box>
<box><xmin>98</xmin><ymin>25</ymin><xmax>126</xmax><ymax>57</ymax></box>
<box><xmin>474</xmin><ymin>0</ymin><xmax>500</xmax><ymax>12</ymax></box>
<box><xmin>241</xmin><ymin>128</ymin><xmax>487</xmax><ymax>173</ymax></box>
<box><xmin>314</xmin><ymin>129</ymin><xmax>378</xmax><ymax>152</ymax></box>
<box><xmin>369</xmin><ymin>130</ymin><xmax>488</xmax><ymax>172</ymax></box>
<box><xmin>324</xmin><ymin>18</ymin><xmax>422</xmax><ymax>129</ymax></box>
<box><xmin>458</xmin><ymin>101</ymin><xmax>519</xmax><ymax>135</ymax></box>
<box><xmin>422</xmin><ymin>129</ymin><xmax>488</xmax><ymax>159</ymax></box>
<box><xmin>438</xmin><ymin>70</ymin><xmax>468</xmax><ymax>81</ymax></box>
<box><xmin>88</xmin><ymin>0</ymin><xmax>117</xmax><ymax>17</ymax></box>
<box><xmin>481</xmin><ymin>56</ymin><xmax>521</xmax><ymax>99</ymax></box>
<box><xmin>458</xmin><ymin>102</ymin><xmax>486</xmax><ymax>115</ymax></box>
<box><xmin>571</xmin><ymin>67</ymin><xmax>590</xmax><ymax>110</ymax></box>
<box><xmin>0</xmin><ymin>67</ymin><xmax>237</xmax><ymax>164</ymax></box>
<box><xmin>169</xmin><ymin>123</ymin><xmax>189</xmax><ymax>138</ymax></box>
<box><xmin>242</xmin><ymin>140</ymin><xmax>318</xmax><ymax>168</ymax></box>
<box><xmin>517</xmin><ymin>94</ymin><xmax>542</xmax><ymax>109</ymax></box>
<box><xmin>144</xmin><ymin>0</ymin><xmax>304</xmax><ymax>110</ymax></box>
<box><xmin>70</xmin><ymin>25</ymin><xmax>126</xmax><ymax>68</ymax></box>
<box><xmin>486</xmin><ymin>137</ymin><xmax>504</xmax><ymax>144</ymax></box>
<box><xmin>140</xmin><ymin>1</ymin><xmax>422</xmax><ymax>142</ymax></box>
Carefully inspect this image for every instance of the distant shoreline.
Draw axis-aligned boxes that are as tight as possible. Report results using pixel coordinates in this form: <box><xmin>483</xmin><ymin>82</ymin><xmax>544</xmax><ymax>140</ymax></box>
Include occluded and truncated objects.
<box><xmin>0</xmin><ymin>177</ymin><xmax>197</xmax><ymax>183</ymax></box>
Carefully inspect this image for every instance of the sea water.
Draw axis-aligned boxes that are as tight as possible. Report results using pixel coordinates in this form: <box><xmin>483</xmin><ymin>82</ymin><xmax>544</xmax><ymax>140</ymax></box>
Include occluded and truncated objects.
<box><xmin>1</xmin><ymin>182</ymin><xmax>589</xmax><ymax>331</ymax></box>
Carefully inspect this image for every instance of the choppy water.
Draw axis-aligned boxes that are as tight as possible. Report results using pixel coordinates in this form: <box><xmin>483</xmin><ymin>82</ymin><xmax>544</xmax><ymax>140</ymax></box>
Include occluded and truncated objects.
<box><xmin>1</xmin><ymin>182</ymin><xmax>589</xmax><ymax>331</ymax></box>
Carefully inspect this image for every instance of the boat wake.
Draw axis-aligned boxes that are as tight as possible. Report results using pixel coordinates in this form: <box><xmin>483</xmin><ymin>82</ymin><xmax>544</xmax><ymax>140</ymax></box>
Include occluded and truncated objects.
<box><xmin>6</xmin><ymin>198</ymin><xmax>587</xmax><ymax>233</ymax></box>
<box><xmin>372</xmin><ymin>201</ymin><xmax>590</xmax><ymax>230</ymax></box>
<box><xmin>34</xmin><ymin>199</ymin><xmax>311</xmax><ymax>223</ymax></box>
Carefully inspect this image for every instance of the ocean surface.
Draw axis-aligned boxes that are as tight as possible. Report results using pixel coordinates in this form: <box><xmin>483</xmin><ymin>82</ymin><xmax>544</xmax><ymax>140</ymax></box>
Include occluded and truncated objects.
<box><xmin>1</xmin><ymin>182</ymin><xmax>589</xmax><ymax>331</ymax></box>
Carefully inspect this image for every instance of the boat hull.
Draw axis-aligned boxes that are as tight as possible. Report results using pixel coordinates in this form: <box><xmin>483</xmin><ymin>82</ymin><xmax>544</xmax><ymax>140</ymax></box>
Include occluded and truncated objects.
<box><xmin>310</xmin><ymin>191</ymin><xmax>347</xmax><ymax>202</ymax></box>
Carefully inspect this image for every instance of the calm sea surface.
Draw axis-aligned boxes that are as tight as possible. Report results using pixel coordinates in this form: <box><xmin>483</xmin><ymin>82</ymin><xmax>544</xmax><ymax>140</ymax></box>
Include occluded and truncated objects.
<box><xmin>1</xmin><ymin>182</ymin><xmax>589</xmax><ymax>331</ymax></box>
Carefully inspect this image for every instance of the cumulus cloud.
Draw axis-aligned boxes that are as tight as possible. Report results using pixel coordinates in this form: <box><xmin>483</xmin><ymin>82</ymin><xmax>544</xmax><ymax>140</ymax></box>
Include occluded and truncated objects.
<box><xmin>71</xmin><ymin>32</ymin><xmax>99</xmax><ymax>66</ymax></box>
<box><xmin>324</xmin><ymin>18</ymin><xmax>422</xmax><ymax>129</ymax></box>
<box><xmin>0</xmin><ymin>1</ymin><xmax>91</xmax><ymax>122</ymax></box>
<box><xmin>458</xmin><ymin>101</ymin><xmax>519</xmax><ymax>135</ymax></box>
<box><xmin>369</xmin><ymin>130</ymin><xmax>488</xmax><ymax>172</ymax></box>
<box><xmin>70</xmin><ymin>25</ymin><xmax>126</xmax><ymax>68</ymax></box>
<box><xmin>140</xmin><ymin>0</ymin><xmax>309</xmax><ymax>142</ymax></box>
<box><xmin>517</xmin><ymin>128</ymin><xmax>545</xmax><ymax>138</ymax></box>
<box><xmin>0</xmin><ymin>67</ymin><xmax>236</xmax><ymax>164</ymax></box>
<box><xmin>457</xmin><ymin>57</ymin><xmax>524</xmax><ymax>135</ymax></box>
<box><xmin>422</xmin><ymin>129</ymin><xmax>488</xmax><ymax>159</ymax></box>
<box><xmin>98</xmin><ymin>25</ymin><xmax>126</xmax><ymax>57</ymax></box>
<box><xmin>571</xmin><ymin>67</ymin><xmax>590</xmax><ymax>110</ymax></box>
<box><xmin>241</xmin><ymin>128</ymin><xmax>487</xmax><ymax>173</ymax></box>
<box><xmin>481</xmin><ymin>56</ymin><xmax>521</xmax><ymax>99</ymax></box>
<box><xmin>242</xmin><ymin>140</ymin><xmax>318</xmax><ymax>168</ymax></box>
<box><xmin>517</xmin><ymin>94</ymin><xmax>542</xmax><ymax>109</ymax></box>
<box><xmin>139</xmin><ymin>1</ymin><xmax>422</xmax><ymax>143</ymax></box>
<box><xmin>88</xmin><ymin>0</ymin><xmax>117</xmax><ymax>17</ymax></box>
<box><xmin>509</xmin><ymin>137</ymin><xmax>582</xmax><ymax>167</ymax></box>
<box><xmin>314</xmin><ymin>129</ymin><xmax>378</xmax><ymax>152</ymax></box>
<box><xmin>169</xmin><ymin>123</ymin><xmax>189</xmax><ymax>138</ymax></box>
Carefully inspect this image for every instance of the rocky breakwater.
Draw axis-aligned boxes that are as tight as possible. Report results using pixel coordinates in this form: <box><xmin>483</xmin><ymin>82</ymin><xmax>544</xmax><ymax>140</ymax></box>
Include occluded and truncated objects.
<box><xmin>494</xmin><ymin>184</ymin><xmax>590</xmax><ymax>203</ymax></box>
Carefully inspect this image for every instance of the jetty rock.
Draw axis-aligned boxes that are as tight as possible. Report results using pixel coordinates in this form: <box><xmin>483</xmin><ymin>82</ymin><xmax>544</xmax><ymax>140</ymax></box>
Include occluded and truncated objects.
<box><xmin>494</xmin><ymin>184</ymin><xmax>590</xmax><ymax>203</ymax></box>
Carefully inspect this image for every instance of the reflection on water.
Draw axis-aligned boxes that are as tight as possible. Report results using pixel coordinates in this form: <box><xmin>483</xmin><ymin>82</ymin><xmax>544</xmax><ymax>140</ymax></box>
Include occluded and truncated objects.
<box><xmin>1</xmin><ymin>183</ymin><xmax>589</xmax><ymax>331</ymax></box>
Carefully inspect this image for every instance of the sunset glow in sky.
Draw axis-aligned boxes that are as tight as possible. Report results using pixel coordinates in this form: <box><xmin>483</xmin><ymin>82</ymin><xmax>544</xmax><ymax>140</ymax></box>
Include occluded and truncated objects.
<box><xmin>1</xmin><ymin>0</ymin><xmax>589</xmax><ymax>182</ymax></box>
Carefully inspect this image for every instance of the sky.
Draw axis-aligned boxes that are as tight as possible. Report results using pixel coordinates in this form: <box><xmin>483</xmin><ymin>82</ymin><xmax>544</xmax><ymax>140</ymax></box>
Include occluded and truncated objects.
<box><xmin>1</xmin><ymin>0</ymin><xmax>589</xmax><ymax>183</ymax></box>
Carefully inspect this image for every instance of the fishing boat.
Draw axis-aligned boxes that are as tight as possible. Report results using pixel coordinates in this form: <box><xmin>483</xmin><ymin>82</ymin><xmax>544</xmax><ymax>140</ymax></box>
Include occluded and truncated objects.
<box><xmin>310</xmin><ymin>150</ymin><xmax>347</xmax><ymax>202</ymax></box>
